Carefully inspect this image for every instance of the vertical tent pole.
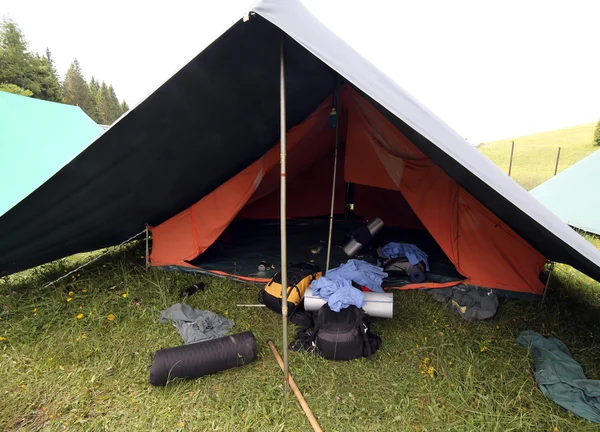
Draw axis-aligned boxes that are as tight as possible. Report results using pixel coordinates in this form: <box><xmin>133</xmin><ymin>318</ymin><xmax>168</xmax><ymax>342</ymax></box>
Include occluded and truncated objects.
<box><xmin>145</xmin><ymin>223</ymin><xmax>149</xmax><ymax>272</ymax></box>
<box><xmin>325</xmin><ymin>75</ymin><xmax>341</xmax><ymax>272</ymax></box>
<box><xmin>279</xmin><ymin>32</ymin><xmax>290</xmax><ymax>395</ymax></box>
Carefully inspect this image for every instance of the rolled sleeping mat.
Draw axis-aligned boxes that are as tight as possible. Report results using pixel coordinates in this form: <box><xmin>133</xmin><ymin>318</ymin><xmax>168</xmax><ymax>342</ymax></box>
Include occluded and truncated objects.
<box><xmin>148</xmin><ymin>331</ymin><xmax>257</xmax><ymax>386</ymax></box>
<box><xmin>410</xmin><ymin>265</ymin><xmax>426</xmax><ymax>283</ymax></box>
<box><xmin>304</xmin><ymin>287</ymin><xmax>393</xmax><ymax>318</ymax></box>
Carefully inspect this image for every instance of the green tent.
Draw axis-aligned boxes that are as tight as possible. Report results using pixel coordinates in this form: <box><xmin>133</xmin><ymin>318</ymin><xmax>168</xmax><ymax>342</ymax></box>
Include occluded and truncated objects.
<box><xmin>0</xmin><ymin>91</ymin><xmax>103</xmax><ymax>217</ymax></box>
<box><xmin>530</xmin><ymin>148</ymin><xmax>600</xmax><ymax>235</ymax></box>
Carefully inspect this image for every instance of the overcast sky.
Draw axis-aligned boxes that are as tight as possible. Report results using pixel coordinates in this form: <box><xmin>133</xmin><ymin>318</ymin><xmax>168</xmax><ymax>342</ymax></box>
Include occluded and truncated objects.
<box><xmin>2</xmin><ymin>0</ymin><xmax>599</xmax><ymax>143</ymax></box>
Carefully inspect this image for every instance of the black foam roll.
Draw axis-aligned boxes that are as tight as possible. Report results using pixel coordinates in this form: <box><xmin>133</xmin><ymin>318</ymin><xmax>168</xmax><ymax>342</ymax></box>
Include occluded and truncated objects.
<box><xmin>149</xmin><ymin>331</ymin><xmax>257</xmax><ymax>386</ymax></box>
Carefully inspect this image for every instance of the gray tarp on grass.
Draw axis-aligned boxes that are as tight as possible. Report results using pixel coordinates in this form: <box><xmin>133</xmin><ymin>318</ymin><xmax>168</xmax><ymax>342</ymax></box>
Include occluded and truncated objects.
<box><xmin>159</xmin><ymin>303</ymin><xmax>234</xmax><ymax>344</ymax></box>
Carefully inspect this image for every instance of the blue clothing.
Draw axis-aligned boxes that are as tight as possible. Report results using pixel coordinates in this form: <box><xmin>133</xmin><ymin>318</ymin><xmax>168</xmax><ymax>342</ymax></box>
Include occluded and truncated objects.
<box><xmin>310</xmin><ymin>260</ymin><xmax>387</xmax><ymax>312</ymax></box>
<box><xmin>325</xmin><ymin>260</ymin><xmax>387</xmax><ymax>293</ymax></box>
<box><xmin>311</xmin><ymin>277</ymin><xmax>365</xmax><ymax>312</ymax></box>
<box><xmin>382</xmin><ymin>243</ymin><xmax>430</xmax><ymax>271</ymax></box>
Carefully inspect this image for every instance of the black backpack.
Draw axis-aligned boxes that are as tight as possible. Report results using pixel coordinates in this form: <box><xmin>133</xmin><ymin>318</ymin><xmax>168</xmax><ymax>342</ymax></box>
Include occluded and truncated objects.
<box><xmin>312</xmin><ymin>304</ymin><xmax>381</xmax><ymax>361</ymax></box>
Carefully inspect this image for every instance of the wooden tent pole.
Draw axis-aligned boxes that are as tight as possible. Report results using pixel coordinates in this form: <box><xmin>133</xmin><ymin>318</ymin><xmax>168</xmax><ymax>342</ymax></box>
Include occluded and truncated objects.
<box><xmin>267</xmin><ymin>340</ymin><xmax>323</xmax><ymax>432</ymax></box>
<box><xmin>279</xmin><ymin>32</ymin><xmax>290</xmax><ymax>394</ymax></box>
<box><xmin>145</xmin><ymin>223</ymin><xmax>149</xmax><ymax>272</ymax></box>
<box><xmin>325</xmin><ymin>75</ymin><xmax>341</xmax><ymax>272</ymax></box>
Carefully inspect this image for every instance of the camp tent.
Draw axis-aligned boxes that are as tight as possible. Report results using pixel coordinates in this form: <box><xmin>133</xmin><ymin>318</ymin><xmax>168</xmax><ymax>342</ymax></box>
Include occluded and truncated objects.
<box><xmin>0</xmin><ymin>91</ymin><xmax>103</xmax><ymax>217</ymax></box>
<box><xmin>1</xmin><ymin>0</ymin><xmax>600</xmax><ymax>297</ymax></box>
<box><xmin>531</xmin><ymin>149</ymin><xmax>600</xmax><ymax>236</ymax></box>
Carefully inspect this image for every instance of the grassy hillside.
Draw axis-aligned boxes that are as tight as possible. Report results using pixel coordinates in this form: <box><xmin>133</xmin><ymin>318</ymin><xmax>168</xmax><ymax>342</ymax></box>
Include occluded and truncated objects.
<box><xmin>479</xmin><ymin>122</ymin><xmax>597</xmax><ymax>190</ymax></box>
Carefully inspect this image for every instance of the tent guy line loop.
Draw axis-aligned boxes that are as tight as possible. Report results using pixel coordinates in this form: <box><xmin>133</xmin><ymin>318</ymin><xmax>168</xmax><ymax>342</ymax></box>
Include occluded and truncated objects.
<box><xmin>42</xmin><ymin>228</ymin><xmax>147</xmax><ymax>288</ymax></box>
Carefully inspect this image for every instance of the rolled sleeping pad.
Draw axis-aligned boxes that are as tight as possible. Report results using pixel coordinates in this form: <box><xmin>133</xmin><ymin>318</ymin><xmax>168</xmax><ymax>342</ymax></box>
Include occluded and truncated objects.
<box><xmin>148</xmin><ymin>331</ymin><xmax>257</xmax><ymax>386</ymax></box>
<box><xmin>410</xmin><ymin>265</ymin><xmax>426</xmax><ymax>283</ymax></box>
<box><xmin>304</xmin><ymin>287</ymin><xmax>393</xmax><ymax>318</ymax></box>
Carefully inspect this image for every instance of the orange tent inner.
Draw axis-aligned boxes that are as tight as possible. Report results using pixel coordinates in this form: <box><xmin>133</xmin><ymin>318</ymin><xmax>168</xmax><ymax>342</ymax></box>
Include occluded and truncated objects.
<box><xmin>149</xmin><ymin>85</ymin><xmax>546</xmax><ymax>295</ymax></box>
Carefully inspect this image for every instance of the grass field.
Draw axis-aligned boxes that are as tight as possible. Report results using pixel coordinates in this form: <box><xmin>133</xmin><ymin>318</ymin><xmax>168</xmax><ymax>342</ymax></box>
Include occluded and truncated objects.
<box><xmin>1</xmin><ymin>238</ymin><xmax>600</xmax><ymax>431</ymax></box>
<box><xmin>479</xmin><ymin>122</ymin><xmax>597</xmax><ymax>190</ymax></box>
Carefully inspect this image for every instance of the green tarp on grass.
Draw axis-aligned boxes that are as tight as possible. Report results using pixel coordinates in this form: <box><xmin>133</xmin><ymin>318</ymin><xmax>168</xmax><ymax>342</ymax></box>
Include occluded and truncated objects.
<box><xmin>530</xmin><ymin>149</ymin><xmax>600</xmax><ymax>235</ymax></box>
<box><xmin>0</xmin><ymin>91</ymin><xmax>103</xmax><ymax>217</ymax></box>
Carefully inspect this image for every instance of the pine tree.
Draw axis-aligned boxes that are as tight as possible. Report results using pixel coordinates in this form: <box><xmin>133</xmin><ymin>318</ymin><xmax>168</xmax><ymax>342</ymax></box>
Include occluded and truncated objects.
<box><xmin>120</xmin><ymin>100</ymin><xmax>129</xmax><ymax>115</ymax></box>
<box><xmin>62</xmin><ymin>59</ymin><xmax>94</xmax><ymax>116</ymax></box>
<box><xmin>95</xmin><ymin>81</ymin><xmax>111</xmax><ymax>125</ymax></box>
<box><xmin>45</xmin><ymin>47</ymin><xmax>60</xmax><ymax>81</ymax></box>
<box><xmin>29</xmin><ymin>54</ymin><xmax>62</xmax><ymax>102</ymax></box>
<box><xmin>89</xmin><ymin>76</ymin><xmax>99</xmax><ymax>97</ymax></box>
<box><xmin>88</xmin><ymin>76</ymin><xmax>100</xmax><ymax>122</ymax></box>
<box><xmin>107</xmin><ymin>85</ymin><xmax>121</xmax><ymax>122</ymax></box>
<box><xmin>594</xmin><ymin>119</ymin><xmax>600</xmax><ymax>147</ymax></box>
<box><xmin>0</xmin><ymin>18</ymin><xmax>34</xmax><ymax>94</ymax></box>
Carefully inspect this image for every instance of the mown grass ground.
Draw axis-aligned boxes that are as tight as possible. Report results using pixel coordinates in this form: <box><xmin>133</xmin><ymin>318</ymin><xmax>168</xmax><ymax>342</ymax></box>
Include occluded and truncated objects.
<box><xmin>479</xmin><ymin>122</ymin><xmax>597</xmax><ymax>190</ymax></box>
<box><xmin>2</xmin><ymin>237</ymin><xmax>600</xmax><ymax>432</ymax></box>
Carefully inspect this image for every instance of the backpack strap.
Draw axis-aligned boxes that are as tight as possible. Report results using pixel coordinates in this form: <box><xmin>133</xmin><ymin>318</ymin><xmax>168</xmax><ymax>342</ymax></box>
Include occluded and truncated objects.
<box><xmin>357</xmin><ymin>308</ymin><xmax>373</xmax><ymax>360</ymax></box>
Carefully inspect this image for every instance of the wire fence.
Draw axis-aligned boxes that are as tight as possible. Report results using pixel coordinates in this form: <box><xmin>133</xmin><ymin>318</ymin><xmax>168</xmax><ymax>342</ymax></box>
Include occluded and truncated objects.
<box><xmin>480</xmin><ymin>141</ymin><xmax>595</xmax><ymax>191</ymax></box>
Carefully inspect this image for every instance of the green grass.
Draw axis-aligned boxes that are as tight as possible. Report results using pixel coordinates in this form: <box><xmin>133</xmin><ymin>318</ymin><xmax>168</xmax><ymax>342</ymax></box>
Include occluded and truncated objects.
<box><xmin>479</xmin><ymin>122</ymin><xmax>597</xmax><ymax>190</ymax></box>
<box><xmin>2</xmin><ymin>240</ymin><xmax>600</xmax><ymax>431</ymax></box>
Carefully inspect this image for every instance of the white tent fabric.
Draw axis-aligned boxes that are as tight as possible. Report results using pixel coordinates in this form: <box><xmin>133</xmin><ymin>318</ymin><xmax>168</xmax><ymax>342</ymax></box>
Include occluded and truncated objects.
<box><xmin>253</xmin><ymin>0</ymin><xmax>600</xmax><ymax>268</ymax></box>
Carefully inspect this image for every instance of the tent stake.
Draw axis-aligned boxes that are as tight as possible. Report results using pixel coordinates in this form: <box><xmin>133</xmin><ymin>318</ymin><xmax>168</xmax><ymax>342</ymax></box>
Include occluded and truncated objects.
<box><xmin>145</xmin><ymin>223</ymin><xmax>149</xmax><ymax>272</ymax></box>
<box><xmin>279</xmin><ymin>32</ymin><xmax>290</xmax><ymax>395</ymax></box>
<box><xmin>541</xmin><ymin>261</ymin><xmax>554</xmax><ymax>306</ymax></box>
<box><xmin>325</xmin><ymin>75</ymin><xmax>341</xmax><ymax>272</ymax></box>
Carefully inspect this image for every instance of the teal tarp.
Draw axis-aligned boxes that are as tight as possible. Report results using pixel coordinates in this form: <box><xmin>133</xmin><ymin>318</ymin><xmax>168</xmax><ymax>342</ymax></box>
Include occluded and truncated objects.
<box><xmin>518</xmin><ymin>330</ymin><xmax>600</xmax><ymax>424</ymax></box>
<box><xmin>531</xmin><ymin>149</ymin><xmax>600</xmax><ymax>235</ymax></box>
<box><xmin>0</xmin><ymin>91</ymin><xmax>103</xmax><ymax>217</ymax></box>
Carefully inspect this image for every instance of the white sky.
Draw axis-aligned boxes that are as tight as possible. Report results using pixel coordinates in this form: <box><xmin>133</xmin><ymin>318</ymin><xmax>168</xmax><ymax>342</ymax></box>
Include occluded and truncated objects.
<box><xmin>1</xmin><ymin>0</ymin><xmax>599</xmax><ymax>143</ymax></box>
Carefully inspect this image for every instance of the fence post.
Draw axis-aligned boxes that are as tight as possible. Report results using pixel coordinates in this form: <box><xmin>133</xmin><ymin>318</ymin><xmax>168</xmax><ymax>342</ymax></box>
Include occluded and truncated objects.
<box><xmin>508</xmin><ymin>141</ymin><xmax>515</xmax><ymax>177</ymax></box>
<box><xmin>554</xmin><ymin>147</ymin><xmax>561</xmax><ymax>176</ymax></box>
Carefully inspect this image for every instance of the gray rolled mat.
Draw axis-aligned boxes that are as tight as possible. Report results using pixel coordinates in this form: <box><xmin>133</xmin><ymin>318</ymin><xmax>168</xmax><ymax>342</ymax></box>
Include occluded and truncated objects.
<box><xmin>149</xmin><ymin>331</ymin><xmax>257</xmax><ymax>386</ymax></box>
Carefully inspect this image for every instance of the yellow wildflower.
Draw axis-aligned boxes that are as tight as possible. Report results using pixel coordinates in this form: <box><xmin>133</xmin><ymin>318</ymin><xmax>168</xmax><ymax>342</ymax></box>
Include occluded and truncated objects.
<box><xmin>427</xmin><ymin>366</ymin><xmax>435</xmax><ymax>378</ymax></box>
<box><xmin>19</xmin><ymin>384</ymin><xmax>26</xmax><ymax>389</ymax></box>
<box><xmin>82</xmin><ymin>289</ymin><xmax>87</xmax><ymax>293</ymax></box>
<box><xmin>122</xmin><ymin>293</ymin><xmax>128</xmax><ymax>298</ymax></box>
<box><xmin>33</xmin><ymin>308</ymin><xmax>38</xmax><ymax>313</ymax></box>
<box><xmin>77</xmin><ymin>274</ymin><xmax>80</xmax><ymax>277</ymax></box>
<box><xmin>189</xmin><ymin>392</ymin><xmax>194</xmax><ymax>397</ymax></box>
<box><xmin>68</xmin><ymin>291</ymin><xmax>74</xmax><ymax>296</ymax></box>
<box><xmin>76</xmin><ymin>314</ymin><xmax>83</xmax><ymax>319</ymax></box>
<box><xmin>480</xmin><ymin>346</ymin><xmax>488</xmax><ymax>352</ymax></box>
<box><xmin>107</xmin><ymin>314</ymin><xmax>115</xmax><ymax>321</ymax></box>
<box><xmin>178</xmin><ymin>421</ymin><xmax>184</xmax><ymax>428</ymax></box>
<box><xmin>81</xmin><ymin>333</ymin><xmax>87</xmax><ymax>339</ymax></box>
<box><xmin>66</xmin><ymin>297</ymin><xmax>73</xmax><ymax>302</ymax></box>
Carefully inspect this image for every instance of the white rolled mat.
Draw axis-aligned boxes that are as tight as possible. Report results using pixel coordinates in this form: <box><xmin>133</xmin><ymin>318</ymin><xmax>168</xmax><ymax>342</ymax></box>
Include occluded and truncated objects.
<box><xmin>304</xmin><ymin>288</ymin><xmax>394</xmax><ymax>318</ymax></box>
